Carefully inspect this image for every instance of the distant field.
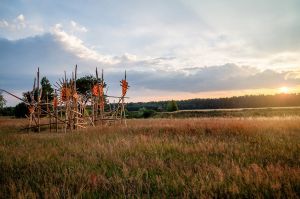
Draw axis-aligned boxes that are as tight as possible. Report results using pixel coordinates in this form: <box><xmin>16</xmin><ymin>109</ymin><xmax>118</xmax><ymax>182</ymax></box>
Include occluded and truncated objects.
<box><xmin>155</xmin><ymin>107</ymin><xmax>300</xmax><ymax>118</ymax></box>
<box><xmin>0</xmin><ymin>117</ymin><xmax>299</xmax><ymax>198</ymax></box>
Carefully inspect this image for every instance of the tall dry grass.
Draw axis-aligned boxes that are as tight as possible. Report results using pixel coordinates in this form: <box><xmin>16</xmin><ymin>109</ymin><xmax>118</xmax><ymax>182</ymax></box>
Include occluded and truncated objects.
<box><xmin>0</xmin><ymin>117</ymin><xmax>299</xmax><ymax>198</ymax></box>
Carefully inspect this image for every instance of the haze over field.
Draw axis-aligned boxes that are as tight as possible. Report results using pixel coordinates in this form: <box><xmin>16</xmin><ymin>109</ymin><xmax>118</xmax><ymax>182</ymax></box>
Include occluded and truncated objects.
<box><xmin>0</xmin><ymin>0</ymin><xmax>300</xmax><ymax>106</ymax></box>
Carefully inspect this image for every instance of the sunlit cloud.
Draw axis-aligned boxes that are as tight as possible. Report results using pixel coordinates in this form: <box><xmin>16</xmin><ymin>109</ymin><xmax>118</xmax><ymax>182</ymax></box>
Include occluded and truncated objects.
<box><xmin>52</xmin><ymin>24</ymin><xmax>118</xmax><ymax>64</ymax></box>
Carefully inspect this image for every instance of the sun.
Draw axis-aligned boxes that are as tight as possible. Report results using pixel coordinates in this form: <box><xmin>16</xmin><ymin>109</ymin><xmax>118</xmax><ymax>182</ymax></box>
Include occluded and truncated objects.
<box><xmin>279</xmin><ymin>87</ymin><xmax>289</xmax><ymax>94</ymax></box>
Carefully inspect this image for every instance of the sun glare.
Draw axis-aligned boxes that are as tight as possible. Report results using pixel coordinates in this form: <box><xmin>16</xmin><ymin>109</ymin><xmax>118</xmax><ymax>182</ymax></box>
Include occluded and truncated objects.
<box><xmin>279</xmin><ymin>87</ymin><xmax>289</xmax><ymax>94</ymax></box>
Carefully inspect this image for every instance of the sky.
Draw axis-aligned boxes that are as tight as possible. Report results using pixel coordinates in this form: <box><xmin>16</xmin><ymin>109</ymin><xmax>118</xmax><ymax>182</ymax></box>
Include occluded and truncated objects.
<box><xmin>0</xmin><ymin>0</ymin><xmax>300</xmax><ymax>106</ymax></box>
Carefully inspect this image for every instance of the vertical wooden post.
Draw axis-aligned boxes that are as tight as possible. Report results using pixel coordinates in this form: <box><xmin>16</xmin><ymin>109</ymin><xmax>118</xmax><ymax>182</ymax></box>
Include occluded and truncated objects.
<box><xmin>74</xmin><ymin>65</ymin><xmax>78</xmax><ymax>130</ymax></box>
<box><xmin>122</xmin><ymin>70</ymin><xmax>128</xmax><ymax>126</ymax></box>
<box><xmin>70</xmin><ymin>71</ymin><xmax>74</xmax><ymax>131</ymax></box>
<box><xmin>64</xmin><ymin>71</ymin><xmax>67</xmax><ymax>133</ymax></box>
<box><xmin>37</xmin><ymin>67</ymin><xmax>40</xmax><ymax>133</ymax></box>
<box><xmin>55</xmin><ymin>89</ymin><xmax>58</xmax><ymax>132</ymax></box>
<box><xmin>101</xmin><ymin>69</ymin><xmax>104</xmax><ymax>125</ymax></box>
<box><xmin>92</xmin><ymin>95</ymin><xmax>95</xmax><ymax>124</ymax></box>
<box><xmin>55</xmin><ymin>107</ymin><xmax>58</xmax><ymax>132</ymax></box>
<box><xmin>47</xmin><ymin>92</ymin><xmax>52</xmax><ymax>132</ymax></box>
<box><xmin>121</xmin><ymin>97</ymin><xmax>123</xmax><ymax>124</ymax></box>
<box><xmin>65</xmin><ymin>104</ymin><xmax>68</xmax><ymax>133</ymax></box>
<box><xmin>29</xmin><ymin>113</ymin><xmax>32</xmax><ymax>132</ymax></box>
<box><xmin>95</xmin><ymin>67</ymin><xmax>99</xmax><ymax>122</ymax></box>
<box><xmin>28</xmin><ymin>78</ymin><xmax>35</xmax><ymax>132</ymax></box>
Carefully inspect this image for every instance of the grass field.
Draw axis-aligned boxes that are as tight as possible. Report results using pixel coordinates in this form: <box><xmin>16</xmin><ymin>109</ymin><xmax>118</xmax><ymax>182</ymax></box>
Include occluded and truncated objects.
<box><xmin>0</xmin><ymin>117</ymin><xmax>299</xmax><ymax>198</ymax></box>
<box><xmin>155</xmin><ymin>107</ymin><xmax>300</xmax><ymax>118</ymax></box>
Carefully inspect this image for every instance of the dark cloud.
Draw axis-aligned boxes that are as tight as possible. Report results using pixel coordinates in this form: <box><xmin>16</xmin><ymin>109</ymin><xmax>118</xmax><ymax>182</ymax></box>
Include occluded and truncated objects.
<box><xmin>122</xmin><ymin>64</ymin><xmax>300</xmax><ymax>92</ymax></box>
<box><xmin>0</xmin><ymin>34</ymin><xmax>100</xmax><ymax>91</ymax></box>
<box><xmin>0</xmin><ymin>34</ymin><xmax>75</xmax><ymax>75</ymax></box>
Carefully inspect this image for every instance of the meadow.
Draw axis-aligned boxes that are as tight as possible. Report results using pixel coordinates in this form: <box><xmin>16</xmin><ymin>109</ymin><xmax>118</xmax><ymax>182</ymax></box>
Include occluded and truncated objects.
<box><xmin>155</xmin><ymin>107</ymin><xmax>300</xmax><ymax>118</ymax></box>
<box><xmin>0</xmin><ymin>116</ymin><xmax>299</xmax><ymax>198</ymax></box>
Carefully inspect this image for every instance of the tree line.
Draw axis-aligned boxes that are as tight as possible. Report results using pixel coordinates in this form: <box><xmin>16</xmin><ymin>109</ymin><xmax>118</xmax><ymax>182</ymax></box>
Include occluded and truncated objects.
<box><xmin>126</xmin><ymin>93</ymin><xmax>300</xmax><ymax>111</ymax></box>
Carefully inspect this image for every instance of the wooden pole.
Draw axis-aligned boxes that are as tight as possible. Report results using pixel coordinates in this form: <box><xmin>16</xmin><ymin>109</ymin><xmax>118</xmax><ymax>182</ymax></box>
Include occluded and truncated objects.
<box><xmin>64</xmin><ymin>71</ymin><xmax>67</xmax><ymax>133</ymax></box>
<box><xmin>47</xmin><ymin>92</ymin><xmax>52</xmax><ymax>132</ymax></box>
<box><xmin>75</xmin><ymin>65</ymin><xmax>78</xmax><ymax>130</ymax></box>
<box><xmin>124</xmin><ymin>71</ymin><xmax>127</xmax><ymax>126</ymax></box>
<box><xmin>70</xmin><ymin>71</ymin><xmax>74</xmax><ymax>131</ymax></box>
<box><xmin>101</xmin><ymin>69</ymin><xmax>104</xmax><ymax>125</ymax></box>
<box><xmin>29</xmin><ymin>113</ymin><xmax>32</xmax><ymax>132</ymax></box>
<box><xmin>55</xmin><ymin>90</ymin><xmax>58</xmax><ymax>132</ymax></box>
<box><xmin>95</xmin><ymin>67</ymin><xmax>99</xmax><ymax>122</ymax></box>
<box><xmin>92</xmin><ymin>96</ymin><xmax>95</xmax><ymax>124</ymax></box>
<box><xmin>37</xmin><ymin>67</ymin><xmax>40</xmax><ymax>133</ymax></box>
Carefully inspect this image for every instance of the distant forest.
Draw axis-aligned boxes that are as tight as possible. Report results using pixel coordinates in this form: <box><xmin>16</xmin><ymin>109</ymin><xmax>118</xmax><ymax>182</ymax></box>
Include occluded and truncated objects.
<box><xmin>126</xmin><ymin>93</ymin><xmax>300</xmax><ymax>111</ymax></box>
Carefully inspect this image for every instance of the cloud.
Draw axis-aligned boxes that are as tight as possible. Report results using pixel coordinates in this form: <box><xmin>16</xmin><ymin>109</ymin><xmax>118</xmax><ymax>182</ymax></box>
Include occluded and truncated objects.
<box><xmin>0</xmin><ymin>33</ymin><xmax>102</xmax><ymax>93</ymax></box>
<box><xmin>1</xmin><ymin>2</ymin><xmax>300</xmax><ymax>71</ymax></box>
<box><xmin>0</xmin><ymin>14</ymin><xmax>44</xmax><ymax>39</ymax></box>
<box><xmin>183</xmin><ymin>0</ymin><xmax>300</xmax><ymax>49</ymax></box>
<box><xmin>285</xmin><ymin>71</ymin><xmax>300</xmax><ymax>80</ymax></box>
<box><xmin>16</xmin><ymin>14</ymin><xmax>25</xmax><ymax>23</ymax></box>
<box><xmin>0</xmin><ymin>20</ymin><xmax>9</xmax><ymax>28</ymax></box>
<box><xmin>78</xmin><ymin>0</ymin><xmax>300</xmax><ymax>71</ymax></box>
<box><xmin>70</xmin><ymin>20</ymin><xmax>88</xmax><ymax>33</ymax></box>
<box><xmin>121</xmin><ymin>64</ymin><xmax>300</xmax><ymax>93</ymax></box>
<box><xmin>51</xmin><ymin>24</ymin><xmax>139</xmax><ymax>65</ymax></box>
<box><xmin>1</xmin><ymin>30</ymin><xmax>299</xmax><ymax>98</ymax></box>
<box><xmin>52</xmin><ymin>24</ymin><xmax>108</xmax><ymax>63</ymax></box>
<box><xmin>0</xmin><ymin>28</ymin><xmax>146</xmax><ymax>93</ymax></box>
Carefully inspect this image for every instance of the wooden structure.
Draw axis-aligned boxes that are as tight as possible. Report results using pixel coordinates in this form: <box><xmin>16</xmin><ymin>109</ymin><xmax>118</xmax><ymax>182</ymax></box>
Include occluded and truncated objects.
<box><xmin>1</xmin><ymin>65</ymin><xmax>129</xmax><ymax>132</ymax></box>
